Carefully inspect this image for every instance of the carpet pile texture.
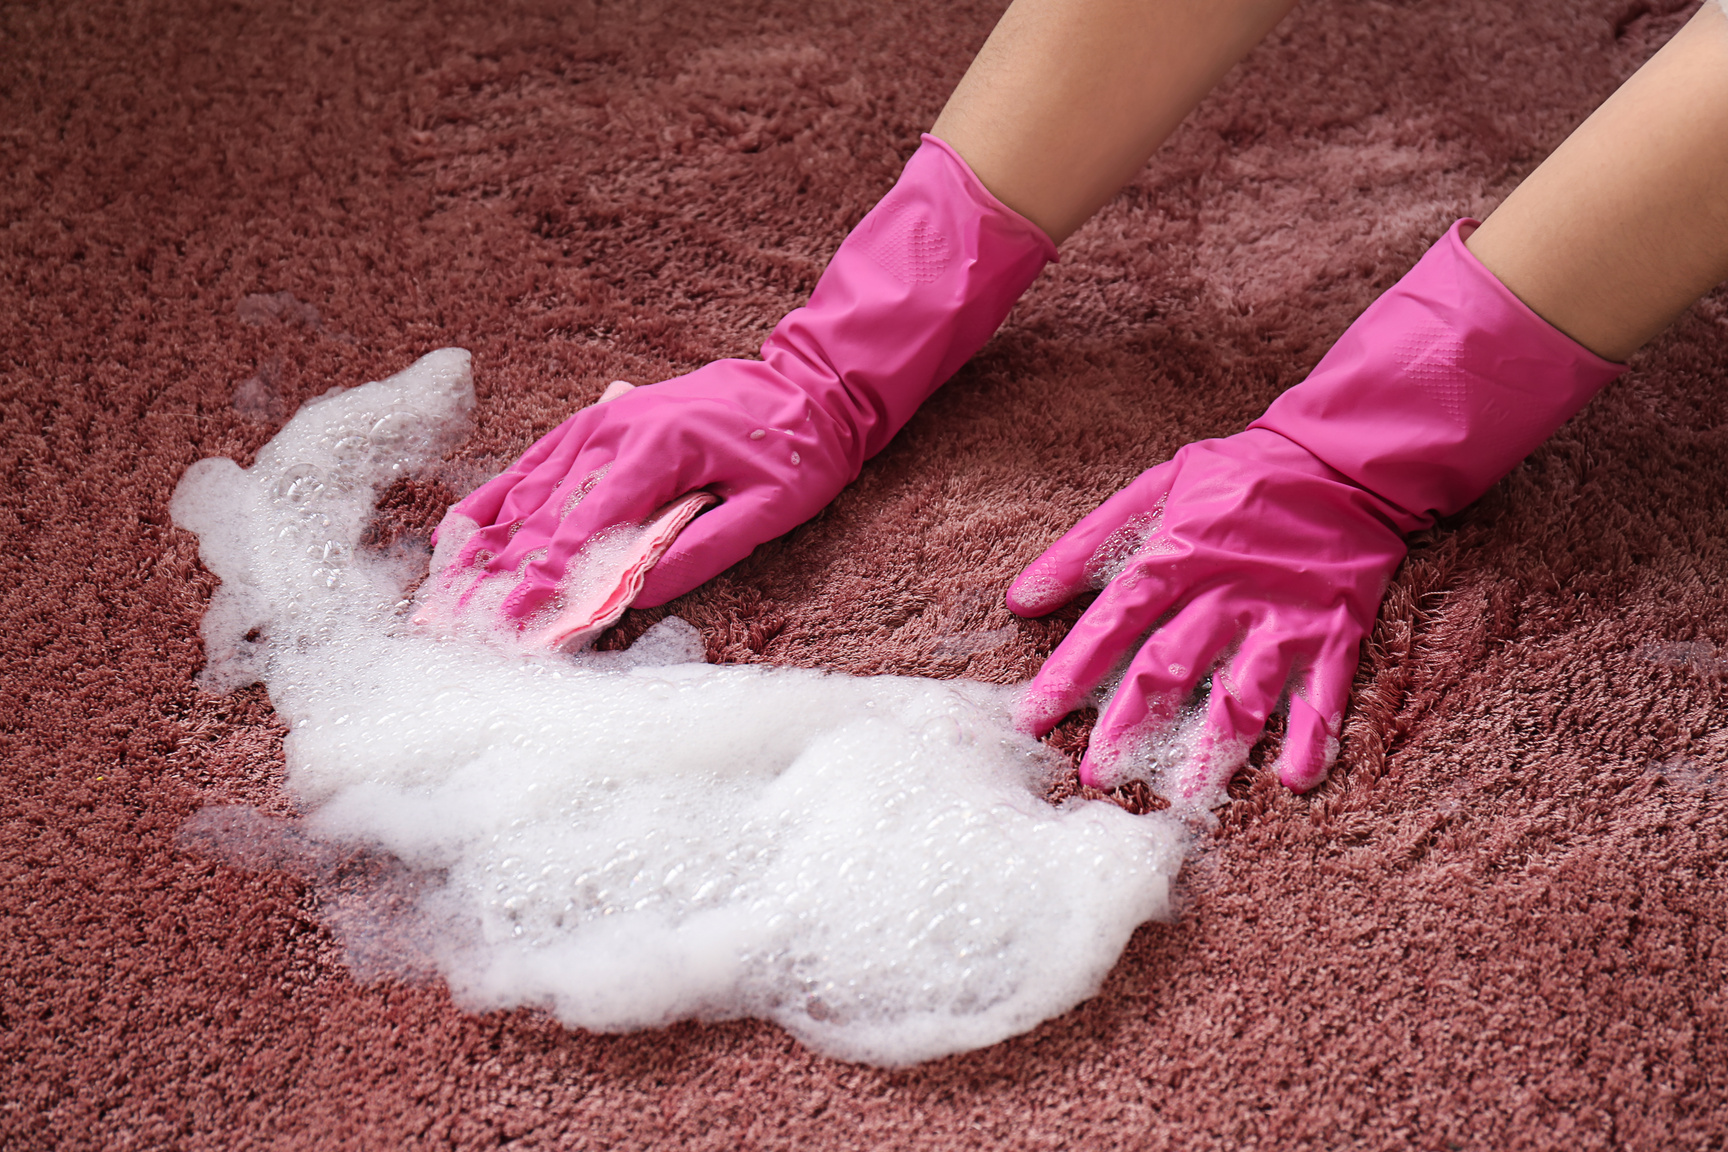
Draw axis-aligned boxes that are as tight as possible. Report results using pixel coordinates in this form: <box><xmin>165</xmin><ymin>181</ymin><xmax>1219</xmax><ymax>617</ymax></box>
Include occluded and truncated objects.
<box><xmin>3</xmin><ymin>0</ymin><xmax>1726</xmax><ymax>1147</ymax></box>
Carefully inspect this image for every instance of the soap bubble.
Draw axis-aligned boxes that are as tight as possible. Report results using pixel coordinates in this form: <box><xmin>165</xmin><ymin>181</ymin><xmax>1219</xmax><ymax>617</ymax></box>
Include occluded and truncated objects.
<box><xmin>275</xmin><ymin>463</ymin><xmax>326</xmax><ymax>506</ymax></box>
<box><xmin>305</xmin><ymin>539</ymin><xmax>351</xmax><ymax>567</ymax></box>
<box><xmin>329</xmin><ymin>434</ymin><xmax>372</xmax><ymax>480</ymax></box>
<box><xmin>370</xmin><ymin>411</ymin><xmax>425</xmax><ymax>454</ymax></box>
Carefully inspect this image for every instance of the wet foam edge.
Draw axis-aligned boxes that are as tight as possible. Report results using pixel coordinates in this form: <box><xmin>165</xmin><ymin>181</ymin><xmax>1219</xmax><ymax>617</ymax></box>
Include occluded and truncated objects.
<box><xmin>172</xmin><ymin>348</ymin><xmax>1192</xmax><ymax>1066</ymax></box>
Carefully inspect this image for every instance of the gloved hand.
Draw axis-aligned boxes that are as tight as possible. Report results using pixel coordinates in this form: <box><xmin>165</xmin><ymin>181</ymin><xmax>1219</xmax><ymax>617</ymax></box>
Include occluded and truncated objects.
<box><xmin>1010</xmin><ymin>220</ymin><xmax>1623</xmax><ymax>803</ymax></box>
<box><xmin>1007</xmin><ymin>429</ymin><xmax>1406</xmax><ymax>803</ymax></box>
<box><xmin>431</xmin><ymin>134</ymin><xmax>1055</xmax><ymax>642</ymax></box>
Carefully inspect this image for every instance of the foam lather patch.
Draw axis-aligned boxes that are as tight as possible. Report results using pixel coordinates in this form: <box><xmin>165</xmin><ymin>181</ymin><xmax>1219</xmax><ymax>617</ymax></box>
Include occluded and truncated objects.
<box><xmin>170</xmin><ymin>349</ymin><xmax>1189</xmax><ymax>1067</ymax></box>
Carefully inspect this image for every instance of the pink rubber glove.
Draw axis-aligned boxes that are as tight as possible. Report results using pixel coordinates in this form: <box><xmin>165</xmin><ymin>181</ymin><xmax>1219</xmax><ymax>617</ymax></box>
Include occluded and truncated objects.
<box><xmin>432</xmin><ymin>135</ymin><xmax>1055</xmax><ymax>641</ymax></box>
<box><xmin>1010</xmin><ymin>220</ymin><xmax>1622</xmax><ymax>803</ymax></box>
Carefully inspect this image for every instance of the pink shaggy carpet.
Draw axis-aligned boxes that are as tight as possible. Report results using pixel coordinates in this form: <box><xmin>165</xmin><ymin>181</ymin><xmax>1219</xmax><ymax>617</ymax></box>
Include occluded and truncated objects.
<box><xmin>2</xmin><ymin>0</ymin><xmax>1726</xmax><ymax>1147</ymax></box>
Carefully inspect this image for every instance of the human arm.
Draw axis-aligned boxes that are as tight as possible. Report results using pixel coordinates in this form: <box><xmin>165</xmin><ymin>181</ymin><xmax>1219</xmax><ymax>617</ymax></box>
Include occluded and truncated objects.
<box><xmin>1010</xmin><ymin>1</ymin><xmax>1728</xmax><ymax>801</ymax></box>
<box><xmin>435</xmin><ymin>0</ymin><xmax>1298</xmax><ymax>628</ymax></box>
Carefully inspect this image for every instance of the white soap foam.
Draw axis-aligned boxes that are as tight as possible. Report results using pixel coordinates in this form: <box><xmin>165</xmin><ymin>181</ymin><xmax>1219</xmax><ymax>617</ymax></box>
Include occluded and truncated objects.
<box><xmin>171</xmin><ymin>348</ymin><xmax>1188</xmax><ymax>1066</ymax></box>
<box><xmin>1078</xmin><ymin>643</ymin><xmax>1260</xmax><ymax>807</ymax></box>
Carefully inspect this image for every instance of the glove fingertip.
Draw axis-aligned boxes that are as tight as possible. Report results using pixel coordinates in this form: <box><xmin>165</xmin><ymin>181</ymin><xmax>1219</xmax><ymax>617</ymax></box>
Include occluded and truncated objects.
<box><xmin>1076</xmin><ymin>744</ymin><xmax>1113</xmax><ymax>789</ymax></box>
<box><xmin>498</xmin><ymin>574</ymin><xmax>556</xmax><ymax>624</ymax></box>
<box><xmin>1013</xmin><ymin>683</ymin><xmax>1074</xmax><ymax>738</ymax></box>
<box><xmin>1075</xmin><ymin>723</ymin><xmax>1149</xmax><ymax>791</ymax></box>
<box><xmin>1276</xmin><ymin>700</ymin><xmax>1342</xmax><ymax>792</ymax></box>
<box><xmin>446</xmin><ymin>469</ymin><xmax>521</xmax><ymax>528</ymax></box>
<box><xmin>431</xmin><ymin>509</ymin><xmax>478</xmax><ymax>552</ymax></box>
<box><xmin>1077</xmin><ymin>685</ymin><xmax>1161</xmax><ymax>793</ymax></box>
<box><xmin>1005</xmin><ymin>564</ymin><xmax>1081</xmax><ymax>617</ymax></box>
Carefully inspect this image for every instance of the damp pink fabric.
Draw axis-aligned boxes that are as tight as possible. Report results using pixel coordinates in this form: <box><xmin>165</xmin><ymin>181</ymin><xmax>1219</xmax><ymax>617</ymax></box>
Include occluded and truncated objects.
<box><xmin>526</xmin><ymin>490</ymin><xmax>718</xmax><ymax>651</ymax></box>
<box><xmin>421</xmin><ymin>382</ymin><xmax>720</xmax><ymax>651</ymax></box>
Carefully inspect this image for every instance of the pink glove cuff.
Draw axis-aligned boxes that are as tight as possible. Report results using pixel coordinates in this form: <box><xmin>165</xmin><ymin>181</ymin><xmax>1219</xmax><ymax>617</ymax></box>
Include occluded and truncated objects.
<box><xmin>763</xmin><ymin>134</ymin><xmax>1058</xmax><ymax>464</ymax></box>
<box><xmin>1251</xmin><ymin>220</ymin><xmax>1624</xmax><ymax>532</ymax></box>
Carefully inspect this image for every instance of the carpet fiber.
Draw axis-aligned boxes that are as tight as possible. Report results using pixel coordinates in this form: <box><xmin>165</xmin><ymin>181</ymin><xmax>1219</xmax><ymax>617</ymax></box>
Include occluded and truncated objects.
<box><xmin>4</xmin><ymin>0</ymin><xmax>1726</xmax><ymax>1147</ymax></box>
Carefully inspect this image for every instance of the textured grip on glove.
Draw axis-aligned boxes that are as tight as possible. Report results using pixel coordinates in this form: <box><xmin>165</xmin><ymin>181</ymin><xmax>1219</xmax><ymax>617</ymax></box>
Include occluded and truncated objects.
<box><xmin>763</xmin><ymin>134</ymin><xmax>1057</xmax><ymax>466</ymax></box>
<box><xmin>1251</xmin><ymin>219</ymin><xmax>1624</xmax><ymax>532</ymax></box>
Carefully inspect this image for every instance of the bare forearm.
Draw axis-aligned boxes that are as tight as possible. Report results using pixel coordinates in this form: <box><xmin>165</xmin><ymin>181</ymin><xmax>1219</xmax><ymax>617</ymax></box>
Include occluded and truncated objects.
<box><xmin>1467</xmin><ymin>2</ymin><xmax>1728</xmax><ymax>362</ymax></box>
<box><xmin>931</xmin><ymin>0</ymin><xmax>1296</xmax><ymax>243</ymax></box>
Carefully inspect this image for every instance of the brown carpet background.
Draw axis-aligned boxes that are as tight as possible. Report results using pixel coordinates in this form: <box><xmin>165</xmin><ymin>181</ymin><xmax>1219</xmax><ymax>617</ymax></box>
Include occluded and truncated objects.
<box><xmin>4</xmin><ymin>0</ymin><xmax>1727</xmax><ymax>1147</ymax></box>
